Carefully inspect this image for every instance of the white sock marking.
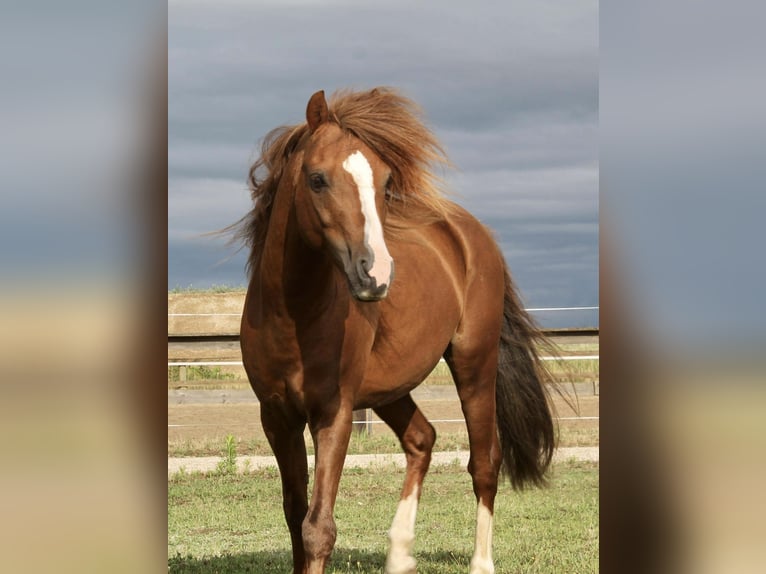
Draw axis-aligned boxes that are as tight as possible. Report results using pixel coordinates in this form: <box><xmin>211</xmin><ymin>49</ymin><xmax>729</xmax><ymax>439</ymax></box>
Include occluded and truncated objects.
<box><xmin>386</xmin><ymin>486</ymin><xmax>419</xmax><ymax>574</ymax></box>
<box><xmin>470</xmin><ymin>500</ymin><xmax>495</xmax><ymax>574</ymax></box>
<box><xmin>341</xmin><ymin>150</ymin><xmax>393</xmax><ymax>287</ymax></box>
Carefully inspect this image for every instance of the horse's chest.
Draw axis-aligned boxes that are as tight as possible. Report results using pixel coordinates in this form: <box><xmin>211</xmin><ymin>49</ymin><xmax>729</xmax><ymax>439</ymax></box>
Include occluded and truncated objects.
<box><xmin>241</xmin><ymin>320</ymin><xmax>302</xmax><ymax>396</ymax></box>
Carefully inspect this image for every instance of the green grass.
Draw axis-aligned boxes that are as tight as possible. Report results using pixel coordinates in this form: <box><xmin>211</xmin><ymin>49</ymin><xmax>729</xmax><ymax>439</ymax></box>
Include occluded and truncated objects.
<box><xmin>168</xmin><ymin>461</ymin><xmax>598</xmax><ymax>573</ymax></box>
<box><xmin>168</xmin><ymin>356</ymin><xmax>597</xmax><ymax>389</ymax></box>
<box><xmin>168</xmin><ymin>424</ymin><xmax>598</xmax><ymax>458</ymax></box>
<box><xmin>550</xmin><ymin>358</ymin><xmax>598</xmax><ymax>381</ymax></box>
<box><xmin>169</xmin><ymin>284</ymin><xmax>247</xmax><ymax>294</ymax></box>
<box><xmin>413</xmin><ymin>359</ymin><xmax>594</xmax><ymax>385</ymax></box>
<box><xmin>168</xmin><ymin>365</ymin><xmax>239</xmax><ymax>383</ymax></box>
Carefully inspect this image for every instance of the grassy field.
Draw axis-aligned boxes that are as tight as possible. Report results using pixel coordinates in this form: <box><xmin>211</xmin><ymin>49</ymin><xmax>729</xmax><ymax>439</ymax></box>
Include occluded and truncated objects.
<box><xmin>169</xmin><ymin>284</ymin><xmax>247</xmax><ymax>294</ymax></box>
<box><xmin>168</xmin><ymin>357</ymin><xmax>599</xmax><ymax>389</ymax></box>
<box><xmin>168</xmin><ymin>460</ymin><xmax>598</xmax><ymax>573</ymax></box>
<box><xmin>169</xmin><ymin>420</ymin><xmax>599</xmax><ymax>459</ymax></box>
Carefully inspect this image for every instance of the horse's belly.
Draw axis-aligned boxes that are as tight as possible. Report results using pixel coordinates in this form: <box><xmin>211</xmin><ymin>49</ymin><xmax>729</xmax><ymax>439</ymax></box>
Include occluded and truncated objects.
<box><xmin>356</xmin><ymin>312</ymin><xmax>458</xmax><ymax>408</ymax></box>
<box><xmin>356</xmin><ymin>358</ymin><xmax>441</xmax><ymax>408</ymax></box>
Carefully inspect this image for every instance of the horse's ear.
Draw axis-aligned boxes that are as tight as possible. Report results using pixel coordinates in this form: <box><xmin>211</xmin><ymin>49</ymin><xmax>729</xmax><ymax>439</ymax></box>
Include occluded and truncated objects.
<box><xmin>306</xmin><ymin>90</ymin><xmax>329</xmax><ymax>133</ymax></box>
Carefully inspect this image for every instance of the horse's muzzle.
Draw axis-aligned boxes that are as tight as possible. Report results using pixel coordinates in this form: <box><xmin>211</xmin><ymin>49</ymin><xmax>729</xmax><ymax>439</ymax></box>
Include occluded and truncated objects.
<box><xmin>349</xmin><ymin>258</ymin><xmax>394</xmax><ymax>302</ymax></box>
<box><xmin>354</xmin><ymin>282</ymin><xmax>390</xmax><ymax>302</ymax></box>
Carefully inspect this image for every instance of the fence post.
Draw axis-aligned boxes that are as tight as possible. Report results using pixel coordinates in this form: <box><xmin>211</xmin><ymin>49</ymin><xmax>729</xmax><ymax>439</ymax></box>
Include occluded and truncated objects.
<box><xmin>352</xmin><ymin>409</ymin><xmax>371</xmax><ymax>436</ymax></box>
<box><xmin>179</xmin><ymin>365</ymin><xmax>187</xmax><ymax>382</ymax></box>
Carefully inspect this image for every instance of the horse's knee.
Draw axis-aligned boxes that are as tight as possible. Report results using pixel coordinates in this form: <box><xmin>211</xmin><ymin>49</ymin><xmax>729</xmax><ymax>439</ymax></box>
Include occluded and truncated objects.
<box><xmin>302</xmin><ymin>512</ymin><xmax>337</xmax><ymax>560</ymax></box>
<box><xmin>403</xmin><ymin>420</ymin><xmax>436</xmax><ymax>465</ymax></box>
<box><xmin>420</xmin><ymin>421</ymin><xmax>437</xmax><ymax>452</ymax></box>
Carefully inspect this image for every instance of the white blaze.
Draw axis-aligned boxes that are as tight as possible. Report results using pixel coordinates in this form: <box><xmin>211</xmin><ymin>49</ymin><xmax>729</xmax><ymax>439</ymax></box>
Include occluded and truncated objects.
<box><xmin>386</xmin><ymin>486</ymin><xmax>419</xmax><ymax>574</ymax></box>
<box><xmin>341</xmin><ymin>150</ymin><xmax>393</xmax><ymax>286</ymax></box>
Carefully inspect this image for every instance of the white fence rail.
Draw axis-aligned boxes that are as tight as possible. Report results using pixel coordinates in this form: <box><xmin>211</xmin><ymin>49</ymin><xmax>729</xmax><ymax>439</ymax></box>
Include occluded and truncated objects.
<box><xmin>168</xmin><ymin>306</ymin><xmax>599</xmax><ymax>317</ymax></box>
<box><xmin>168</xmin><ymin>306</ymin><xmax>599</xmax><ymax>429</ymax></box>
<box><xmin>168</xmin><ymin>416</ymin><xmax>599</xmax><ymax>429</ymax></box>
<box><xmin>168</xmin><ymin>355</ymin><xmax>598</xmax><ymax>368</ymax></box>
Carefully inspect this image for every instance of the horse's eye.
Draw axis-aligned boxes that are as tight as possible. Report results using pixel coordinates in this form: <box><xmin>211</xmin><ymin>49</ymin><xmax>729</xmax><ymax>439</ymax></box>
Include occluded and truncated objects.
<box><xmin>384</xmin><ymin>175</ymin><xmax>394</xmax><ymax>199</ymax></box>
<box><xmin>309</xmin><ymin>173</ymin><xmax>327</xmax><ymax>193</ymax></box>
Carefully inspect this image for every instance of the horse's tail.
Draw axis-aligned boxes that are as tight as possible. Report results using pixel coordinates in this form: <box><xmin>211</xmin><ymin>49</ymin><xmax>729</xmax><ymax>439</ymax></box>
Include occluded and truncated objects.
<box><xmin>495</xmin><ymin>265</ymin><xmax>557</xmax><ymax>490</ymax></box>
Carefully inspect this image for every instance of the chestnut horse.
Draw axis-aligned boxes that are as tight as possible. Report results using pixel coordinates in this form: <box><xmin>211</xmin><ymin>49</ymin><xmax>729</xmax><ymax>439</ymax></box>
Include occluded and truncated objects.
<box><xmin>238</xmin><ymin>88</ymin><xmax>555</xmax><ymax>574</ymax></box>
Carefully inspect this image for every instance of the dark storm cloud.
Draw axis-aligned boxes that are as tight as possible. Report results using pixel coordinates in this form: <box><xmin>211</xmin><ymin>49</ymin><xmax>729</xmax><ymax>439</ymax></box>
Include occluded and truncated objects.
<box><xmin>169</xmin><ymin>0</ymin><xmax>598</xmax><ymax>325</ymax></box>
<box><xmin>169</xmin><ymin>0</ymin><xmax>597</xmax><ymax>177</ymax></box>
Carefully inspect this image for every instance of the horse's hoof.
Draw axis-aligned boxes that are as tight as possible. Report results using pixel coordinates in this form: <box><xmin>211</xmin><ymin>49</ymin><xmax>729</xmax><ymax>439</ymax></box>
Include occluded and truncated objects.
<box><xmin>385</xmin><ymin>555</ymin><xmax>417</xmax><ymax>574</ymax></box>
<box><xmin>468</xmin><ymin>556</ymin><xmax>495</xmax><ymax>574</ymax></box>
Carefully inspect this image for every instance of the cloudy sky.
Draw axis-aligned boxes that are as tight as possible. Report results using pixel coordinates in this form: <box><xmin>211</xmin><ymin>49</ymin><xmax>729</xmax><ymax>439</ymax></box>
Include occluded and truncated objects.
<box><xmin>169</xmin><ymin>0</ymin><xmax>598</xmax><ymax>328</ymax></box>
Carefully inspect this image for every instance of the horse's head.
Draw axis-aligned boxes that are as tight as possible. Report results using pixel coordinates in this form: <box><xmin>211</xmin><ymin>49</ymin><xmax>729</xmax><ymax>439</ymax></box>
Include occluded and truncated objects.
<box><xmin>294</xmin><ymin>90</ymin><xmax>395</xmax><ymax>302</ymax></box>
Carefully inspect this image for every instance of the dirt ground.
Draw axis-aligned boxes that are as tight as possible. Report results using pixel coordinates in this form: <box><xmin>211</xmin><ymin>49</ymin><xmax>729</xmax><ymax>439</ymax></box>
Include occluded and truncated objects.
<box><xmin>168</xmin><ymin>394</ymin><xmax>598</xmax><ymax>449</ymax></box>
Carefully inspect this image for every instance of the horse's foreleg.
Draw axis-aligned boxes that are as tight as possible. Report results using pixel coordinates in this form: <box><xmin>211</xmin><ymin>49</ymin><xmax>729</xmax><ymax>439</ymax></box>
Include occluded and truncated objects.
<box><xmin>303</xmin><ymin>398</ymin><xmax>354</xmax><ymax>574</ymax></box>
<box><xmin>261</xmin><ymin>405</ymin><xmax>309</xmax><ymax>574</ymax></box>
<box><xmin>374</xmin><ymin>395</ymin><xmax>436</xmax><ymax>574</ymax></box>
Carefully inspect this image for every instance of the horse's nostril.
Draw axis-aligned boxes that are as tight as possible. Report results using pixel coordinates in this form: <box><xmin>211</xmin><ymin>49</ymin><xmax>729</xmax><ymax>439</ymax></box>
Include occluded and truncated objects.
<box><xmin>357</xmin><ymin>256</ymin><xmax>372</xmax><ymax>277</ymax></box>
<box><xmin>355</xmin><ymin>257</ymin><xmax>370</xmax><ymax>283</ymax></box>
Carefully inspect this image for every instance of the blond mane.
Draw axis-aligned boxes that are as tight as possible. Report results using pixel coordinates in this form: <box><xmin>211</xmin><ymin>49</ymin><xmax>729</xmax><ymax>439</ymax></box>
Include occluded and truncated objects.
<box><xmin>234</xmin><ymin>87</ymin><xmax>457</xmax><ymax>275</ymax></box>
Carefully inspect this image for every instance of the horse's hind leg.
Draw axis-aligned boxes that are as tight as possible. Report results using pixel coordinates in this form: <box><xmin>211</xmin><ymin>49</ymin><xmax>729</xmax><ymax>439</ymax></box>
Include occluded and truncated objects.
<box><xmin>260</xmin><ymin>404</ymin><xmax>309</xmax><ymax>574</ymax></box>
<box><xmin>445</xmin><ymin>343</ymin><xmax>502</xmax><ymax>574</ymax></box>
<box><xmin>373</xmin><ymin>394</ymin><xmax>436</xmax><ymax>574</ymax></box>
